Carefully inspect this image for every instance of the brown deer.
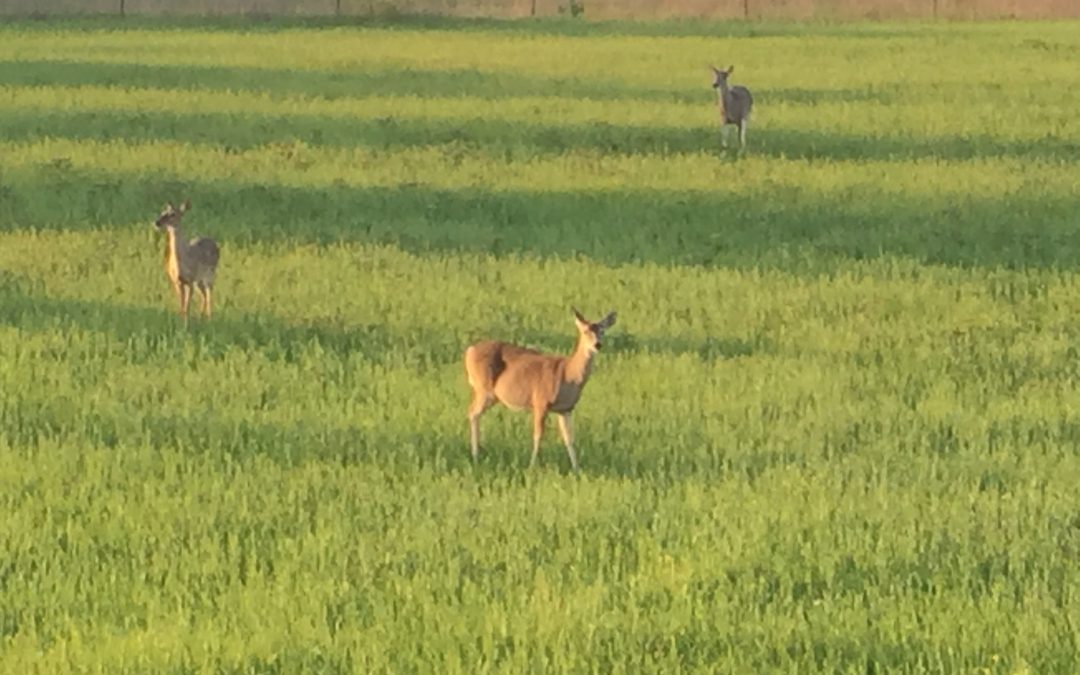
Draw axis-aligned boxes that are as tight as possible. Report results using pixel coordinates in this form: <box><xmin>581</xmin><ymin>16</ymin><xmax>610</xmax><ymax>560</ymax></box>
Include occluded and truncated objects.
<box><xmin>464</xmin><ymin>308</ymin><xmax>617</xmax><ymax>473</ymax></box>
<box><xmin>711</xmin><ymin>65</ymin><xmax>754</xmax><ymax>151</ymax></box>
<box><xmin>154</xmin><ymin>200</ymin><xmax>220</xmax><ymax>321</ymax></box>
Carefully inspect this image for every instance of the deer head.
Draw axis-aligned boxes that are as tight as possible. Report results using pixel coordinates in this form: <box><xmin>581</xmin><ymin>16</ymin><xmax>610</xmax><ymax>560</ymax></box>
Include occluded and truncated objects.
<box><xmin>155</xmin><ymin>199</ymin><xmax>191</xmax><ymax>230</ymax></box>
<box><xmin>711</xmin><ymin>65</ymin><xmax>735</xmax><ymax>89</ymax></box>
<box><xmin>573</xmin><ymin>308</ymin><xmax>617</xmax><ymax>354</ymax></box>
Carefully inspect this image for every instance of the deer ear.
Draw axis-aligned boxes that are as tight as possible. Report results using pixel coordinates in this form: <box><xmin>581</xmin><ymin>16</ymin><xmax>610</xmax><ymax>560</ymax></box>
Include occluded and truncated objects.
<box><xmin>599</xmin><ymin>311</ymin><xmax>617</xmax><ymax>328</ymax></box>
<box><xmin>163</xmin><ymin>202</ymin><xmax>172</xmax><ymax>212</ymax></box>
<box><xmin>179</xmin><ymin>200</ymin><xmax>191</xmax><ymax>213</ymax></box>
<box><xmin>728</xmin><ymin>65</ymin><xmax>735</xmax><ymax>73</ymax></box>
<box><xmin>572</xmin><ymin>307</ymin><xmax>589</xmax><ymax>331</ymax></box>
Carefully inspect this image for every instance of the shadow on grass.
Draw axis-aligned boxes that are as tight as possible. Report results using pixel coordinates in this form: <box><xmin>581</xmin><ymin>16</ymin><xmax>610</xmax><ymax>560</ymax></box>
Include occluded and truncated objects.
<box><xmin>0</xmin><ymin>58</ymin><xmax>700</xmax><ymax>104</ymax></box>
<box><xmin>752</xmin><ymin>127</ymin><xmax>1080</xmax><ymax>163</ymax></box>
<box><xmin>0</xmin><ymin>274</ymin><xmax>446</xmax><ymax>367</ymax></box>
<box><xmin>0</xmin><ymin>59</ymin><xmax>999</xmax><ymax>109</ymax></box>
<box><xmin>0</xmin><ymin>269</ymin><xmax>763</xmax><ymax>369</ymax></box>
<box><xmin>1</xmin><ymin>91</ymin><xmax>1076</xmax><ymax>165</ymax></box>
<box><xmin>2</xmin><ymin>166</ymin><xmax>1078</xmax><ymax>271</ymax></box>
<box><xmin>491</xmin><ymin>324</ymin><xmax>766</xmax><ymax>364</ymax></box>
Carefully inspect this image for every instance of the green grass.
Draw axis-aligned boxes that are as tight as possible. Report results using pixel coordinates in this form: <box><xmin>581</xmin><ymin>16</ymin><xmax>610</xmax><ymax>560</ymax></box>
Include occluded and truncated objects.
<box><xmin>1</xmin><ymin>16</ymin><xmax>1079</xmax><ymax>674</ymax></box>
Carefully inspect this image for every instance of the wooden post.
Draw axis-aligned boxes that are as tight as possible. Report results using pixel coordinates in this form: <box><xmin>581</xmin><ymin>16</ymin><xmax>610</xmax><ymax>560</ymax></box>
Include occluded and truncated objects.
<box><xmin>932</xmin><ymin>0</ymin><xmax>938</xmax><ymax>19</ymax></box>
<box><xmin>743</xmin><ymin>0</ymin><xmax>750</xmax><ymax>20</ymax></box>
<box><xmin>336</xmin><ymin>0</ymin><xmax>342</xmax><ymax>15</ymax></box>
<box><xmin>531</xmin><ymin>0</ymin><xmax>537</xmax><ymax>16</ymax></box>
<box><xmin>119</xmin><ymin>0</ymin><xmax>125</xmax><ymax>16</ymax></box>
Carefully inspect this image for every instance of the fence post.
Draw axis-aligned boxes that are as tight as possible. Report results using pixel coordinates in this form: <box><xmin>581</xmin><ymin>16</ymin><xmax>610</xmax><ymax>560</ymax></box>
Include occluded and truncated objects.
<box><xmin>531</xmin><ymin>0</ymin><xmax>537</xmax><ymax>16</ymax></box>
<box><xmin>119</xmin><ymin>0</ymin><xmax>125</xmax><ymax>16</ymax></box>
<box><xmin>932</xmin><ymin>0</ymin><xmax>938</xmax><ymax>18</ymax></box>
<box><xmin>336</xmin><ymin>0</ymin><xmax>342</xmax><ymax>15</ymax></box>
<box><xmin>743</xmin><ymin>0</ymin><xmax>750</xmax><ymax>20</ymax></box>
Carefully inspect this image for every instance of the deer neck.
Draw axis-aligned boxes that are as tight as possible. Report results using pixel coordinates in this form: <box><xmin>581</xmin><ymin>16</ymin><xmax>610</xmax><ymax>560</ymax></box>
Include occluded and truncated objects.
<box><xmin>715</xmin><ymin>85</ymin><xmax>731</xmax><ymax>118</ymax></box>
<box><xmin>563</xmin><ymin>336</ymin><xmax>596</xmax><ymax>386</ymax></box>
<box><xmin>164</xmin><ymin>227</ymin><xmax>187</xmax><ymax>276</ymax></box>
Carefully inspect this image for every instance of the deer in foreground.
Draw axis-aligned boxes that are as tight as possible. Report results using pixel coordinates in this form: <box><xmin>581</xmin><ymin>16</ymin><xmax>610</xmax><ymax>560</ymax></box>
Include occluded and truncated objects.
<box><xmin>154</xmin><ymin>200</ymin><xmax>220</xmax><ymax>321</ymax></box>
<box><xmin>711</xmin><ymin>65</ymin><xmax>754</xmax><ymax>151</ymax></box>
<box><xmin>464</xmin><ymin>308</ymin><xmax>617</xmax><ymax>473</ymax></box>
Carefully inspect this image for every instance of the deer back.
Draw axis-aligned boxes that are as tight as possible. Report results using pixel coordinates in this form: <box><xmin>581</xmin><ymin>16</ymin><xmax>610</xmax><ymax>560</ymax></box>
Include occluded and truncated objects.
<box><xmin>723</xmin><ymin>85</ymin><xmax>753</xmax><ymax>124</ymax></box>
<box><xmin>467</xmin><ymin>340</ymin><xmax>564</xmax><ymax>410</ymax></box>
<box><xmin>188</xmin><ymin>237</ymin><xmax>220</xmax><ymax>271</ymax></box>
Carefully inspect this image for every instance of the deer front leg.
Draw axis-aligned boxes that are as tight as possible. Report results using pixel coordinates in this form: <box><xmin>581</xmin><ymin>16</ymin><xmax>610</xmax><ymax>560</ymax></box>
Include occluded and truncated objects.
<box><xmin>179</xmin><ymin>283</ymin><xmax>192</xmax><ymax>321</ymax></box>
<box><xmin>719</xmin><ymin>123</ymin><xmax>732</xmax><ymax>149</ymax></box>
<box><xmin>557</xmin><ymin>413</ymin><xmax>579</xmax><ymax>474</ymax></box>
<box><xmin>530</xmin><ymin>406</ymin><xmax>546</xmax><ymax>468</ymax></box>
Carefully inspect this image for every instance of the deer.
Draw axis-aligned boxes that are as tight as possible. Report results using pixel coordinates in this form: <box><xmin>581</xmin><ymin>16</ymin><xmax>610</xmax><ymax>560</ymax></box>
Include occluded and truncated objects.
<box><xmin>154</xmin><ymin>200</ymin><xmax>220</xmax><ymax>321</ymax></box>
<box><xmin>711</xmin><ymin>65</ymin><xmax>754</xmax><ymax>151</ymax></box>
<box><xmin>464</xmin><ymin>308</ymin><xmax>617</xmax><ymax>473</ymax></box>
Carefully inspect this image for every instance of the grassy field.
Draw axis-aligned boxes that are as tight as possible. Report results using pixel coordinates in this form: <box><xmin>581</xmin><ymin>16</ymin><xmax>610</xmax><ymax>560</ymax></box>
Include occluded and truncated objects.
<box><xmin>1</xmin><ymin>16</ymin><xmax>1079</xmax><ymax>673</ymax></box>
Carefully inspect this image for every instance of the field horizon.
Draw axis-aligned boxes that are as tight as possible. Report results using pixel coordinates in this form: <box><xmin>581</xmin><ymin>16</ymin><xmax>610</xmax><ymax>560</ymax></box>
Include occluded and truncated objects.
<box><xmin>1</xmin><ymin>16</ymin><xmax>1079</xmax><ymax>674</ymax></box>
<box><xmin>3</xmin><ymin>0</ymin><xmax>1080</xmax><ymax>20</ymax></box>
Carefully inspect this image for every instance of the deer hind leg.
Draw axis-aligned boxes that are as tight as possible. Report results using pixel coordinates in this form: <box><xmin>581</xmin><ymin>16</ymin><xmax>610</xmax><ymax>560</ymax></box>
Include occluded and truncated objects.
<box><xmin>197</xmin><ymin>283</ymin><xmax>213</xmax><ymax>319</ymax></box>
<box><xmin>556</xmin><ymin>413</ymin><xmax>580</xmax><ymax>474</ymax></box>
<box><xmin>467</xmin><ymin>390</ymin><xmax>494</xmax><ymax>461</ymax></box>
<box><xmin>530</xmin><ymin>406</ymin><xmax>547</xmax><ymax>468</ymax></box>
<box><xmin>739</xmin><ymin>117</ymin><xmax>749</xmax><ymax>151</ymax></box>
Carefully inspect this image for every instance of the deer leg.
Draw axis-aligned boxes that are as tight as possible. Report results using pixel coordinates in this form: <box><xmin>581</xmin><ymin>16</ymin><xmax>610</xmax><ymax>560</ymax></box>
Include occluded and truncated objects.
<box><xmin>467</xmin><ymin>392</ymin><xmax>494</xmax><ymax>461</ymax></box>
<box><xmin>530</xmin><ymin>406</ymin><xmax>546</xmax><ymax>468</ymax></box>
<box><xmin>556</xmin><ymin>413</ymin><xmax>579</xmax><ymax>474</ymax></box>
<box><xmin>198</xmin><ymin>284</ymin><xmax>213</xmax><ymax>319</ymax></box>
<box><xmin>179</xmin><ymin>283</ymin><xmax>192</xmax><ymax>321</ymax></box>
<box><xmin>739</xmin><ymin>118</ymin><xmax>749</xmax><ymax>151</ymax></box>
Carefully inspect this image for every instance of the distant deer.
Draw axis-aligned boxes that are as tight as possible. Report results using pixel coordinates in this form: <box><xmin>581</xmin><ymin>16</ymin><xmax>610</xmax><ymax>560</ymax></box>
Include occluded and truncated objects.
<box><xmin>464</xmin><ymin>308</ymin><xmax>617</xmax><ymax>473</ymax></box>
<box><xmin>711</xmin><ymin>65</ymin><xmax>753</xmax><ymax>151</ymax></box>
<box><xmin>154</xmin><ymin>200</ymin><xmax>220</xmax><ymax>321</ymax></box>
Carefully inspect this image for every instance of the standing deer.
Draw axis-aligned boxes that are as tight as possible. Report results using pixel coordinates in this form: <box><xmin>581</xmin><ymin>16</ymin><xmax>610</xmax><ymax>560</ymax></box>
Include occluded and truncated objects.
<box><xmin>711</xmin><ymin>65</ymin><xmax>753</xmax><ymax>151</ymax></box>
<box><xmin>464</xmin><ymin>308</ymin><xmax>617</xmax><ymax>473</ymax></box>
<box><xmin>154</xmin><ymin>200</ymin><xmax>220</xmax><ymax>321</ymax></box>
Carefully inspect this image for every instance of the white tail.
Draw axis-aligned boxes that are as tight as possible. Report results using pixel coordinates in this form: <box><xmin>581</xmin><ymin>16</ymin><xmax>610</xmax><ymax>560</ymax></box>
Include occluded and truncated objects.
<box><xmin>711</xmin><ymin>65</ymin><xmax>754</xmax><ymax>150</ymax></box>
<box><xmin>154</xmin><ymin>200</ymin><xmax>220</xmax><ymax>322</ymax></box>
<box><xmin>464</xmin><ymin>308</ymin><xmax>617</xmax><ymax>472</ymax></box>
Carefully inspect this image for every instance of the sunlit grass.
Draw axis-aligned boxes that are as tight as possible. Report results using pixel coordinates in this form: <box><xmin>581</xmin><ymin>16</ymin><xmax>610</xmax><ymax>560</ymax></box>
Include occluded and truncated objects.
<box><xmin>1</xmin><ymin>16</ymin><xmax>1079</xmax><ymax>674</ymax></box>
